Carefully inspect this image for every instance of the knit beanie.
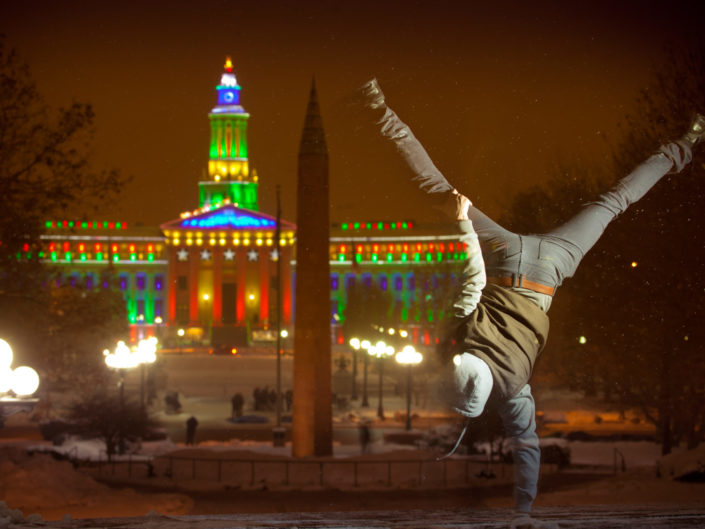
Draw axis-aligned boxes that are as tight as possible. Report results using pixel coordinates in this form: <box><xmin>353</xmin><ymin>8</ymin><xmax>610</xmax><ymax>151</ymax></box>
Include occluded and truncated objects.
<box><xmin>451</xmin><ymin>352</ymin><xmax>493</xmax><ymax>418</ymax></box>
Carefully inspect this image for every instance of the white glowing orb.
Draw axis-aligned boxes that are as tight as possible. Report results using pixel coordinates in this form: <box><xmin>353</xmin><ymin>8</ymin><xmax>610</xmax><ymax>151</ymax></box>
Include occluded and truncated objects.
<box><xmin>104</xmin><ymin>340</ymin><xmax>140</xmax><ymax>369</ymax></box>
<box><xmin>10</xmin><ymin>366</ymin><xmax>40</xmax><ymax>396</ymax></box>
<box><xmin>0</xmin><ymin>339</ymin><xmax>13</xmax><ymax>368</ymax></box>
<box><xmin>396</xmin><ymin>346</ymin><xmax>423</xmax><ymax>365</ymax></box>
<box><xmin>135</xmin><ymin>337</ymin><xmax>158</xmax><ymax>364</ymax></box>
<box><xmin>0</xmin><ymin>367</ymin><xmax>13</xmax><ymax>393</ymax></box>
<box><xmin>349</xmin><ymin>338</ymin><xmax>360</xmax><ymax>349</ymax></box>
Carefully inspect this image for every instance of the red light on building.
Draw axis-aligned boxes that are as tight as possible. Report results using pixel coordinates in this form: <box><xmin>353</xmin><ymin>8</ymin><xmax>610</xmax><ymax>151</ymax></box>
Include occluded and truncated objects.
<box><xmin>63</xmin><ymin>242</ymin><xmax>70</xmax><ymax>252</ymax></box>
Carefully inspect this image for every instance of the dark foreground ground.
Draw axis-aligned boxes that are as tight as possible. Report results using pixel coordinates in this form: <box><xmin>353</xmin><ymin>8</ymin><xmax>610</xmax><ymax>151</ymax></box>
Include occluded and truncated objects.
<box><xmin>4</xmin><ymin>505</ymin><xmax>705</xmax><ymax>529</ymax></box>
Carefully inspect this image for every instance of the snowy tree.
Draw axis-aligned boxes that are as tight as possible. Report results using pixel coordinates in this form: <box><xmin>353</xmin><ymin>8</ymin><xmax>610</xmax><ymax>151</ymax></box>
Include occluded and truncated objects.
<box><xmin>0</xmin><ymin>38</ymin><xmax>127</xmax><ymax>371</ymax></box>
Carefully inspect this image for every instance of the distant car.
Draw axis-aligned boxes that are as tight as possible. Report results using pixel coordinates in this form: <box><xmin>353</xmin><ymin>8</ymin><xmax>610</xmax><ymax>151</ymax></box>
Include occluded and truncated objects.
<box><xmin>210</xmin><ymin>345</ymin><xmax>239</xmax><ymax>356</ymax></box>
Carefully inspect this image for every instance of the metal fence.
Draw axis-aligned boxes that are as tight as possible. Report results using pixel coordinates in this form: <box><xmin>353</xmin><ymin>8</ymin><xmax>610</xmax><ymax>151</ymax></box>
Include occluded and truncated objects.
<box><xmin>85</xmin><ymin>454</ymin><xmax>523</xmax><ymax>490</ymax></box>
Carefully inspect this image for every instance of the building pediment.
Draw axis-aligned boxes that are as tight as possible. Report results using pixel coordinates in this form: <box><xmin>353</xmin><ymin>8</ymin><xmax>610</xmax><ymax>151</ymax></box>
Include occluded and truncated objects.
<box><xmin>161</xmin><ymin>204</ymin><xmax>296</xmax><ymax>233</ymax></box>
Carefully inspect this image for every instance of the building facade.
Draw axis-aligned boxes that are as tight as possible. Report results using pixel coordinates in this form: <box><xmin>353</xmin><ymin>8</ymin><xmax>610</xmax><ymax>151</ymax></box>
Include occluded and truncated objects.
<box><xmin>40</xmin><ymin>59</ymin><xmax>467</xmax><ymax>348</ymax></box>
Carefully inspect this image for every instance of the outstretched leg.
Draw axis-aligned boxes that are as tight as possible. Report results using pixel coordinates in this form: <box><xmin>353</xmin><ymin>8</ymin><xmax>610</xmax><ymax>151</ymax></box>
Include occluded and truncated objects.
<box><xmin>543</xmin><ymin>138</ymin><xmax>695</xmax><ymax>282</ymax></box>
<box><xmin>356</xmin><ymin>79</ymin><xmax>517</xmax><ymax>241</ymax></box>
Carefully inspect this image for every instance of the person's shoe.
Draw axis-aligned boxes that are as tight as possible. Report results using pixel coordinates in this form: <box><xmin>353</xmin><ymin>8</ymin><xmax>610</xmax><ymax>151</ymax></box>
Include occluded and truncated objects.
<box><xmin>681</xmin><ymin>113</ymin><xmax>705</xmax><ymax>148</ymax></box>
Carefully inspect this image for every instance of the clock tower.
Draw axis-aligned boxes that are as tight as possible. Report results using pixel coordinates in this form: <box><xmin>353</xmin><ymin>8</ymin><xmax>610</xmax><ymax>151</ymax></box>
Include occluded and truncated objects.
<box><xmin>200</xmin><ymin>57</ymin><xmax>258</xmax><ymax>210</ymax></box>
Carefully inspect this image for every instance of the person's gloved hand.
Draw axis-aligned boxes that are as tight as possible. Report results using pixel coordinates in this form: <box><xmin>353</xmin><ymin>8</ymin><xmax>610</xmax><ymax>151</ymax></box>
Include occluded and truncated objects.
<box><xmin>509</xmin><ymin>512</ymin><xmax>559</xmax><ymax>529</ymax></box>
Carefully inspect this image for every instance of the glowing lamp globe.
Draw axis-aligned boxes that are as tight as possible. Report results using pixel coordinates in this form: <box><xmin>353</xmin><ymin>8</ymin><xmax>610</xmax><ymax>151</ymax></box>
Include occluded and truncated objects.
<box><xmin>10</xmin><ymin>366</ymin><xmax>40</xmax><ymax>396</ymax></box>
<box><xmin>0</xmin><ymin>339</ymin><xmax>13</xmax><ymax>369</ymax></box>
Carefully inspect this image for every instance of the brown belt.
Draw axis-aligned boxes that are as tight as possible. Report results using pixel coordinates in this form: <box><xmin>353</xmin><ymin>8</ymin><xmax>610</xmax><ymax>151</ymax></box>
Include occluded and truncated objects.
<box><xmin>487</xmin><ymin>275</ymin><xmax>556</xmax><ymax>297</ymax></box>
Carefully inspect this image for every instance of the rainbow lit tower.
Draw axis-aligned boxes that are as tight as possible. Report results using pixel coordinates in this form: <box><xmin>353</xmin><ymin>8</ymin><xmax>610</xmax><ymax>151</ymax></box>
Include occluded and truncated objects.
<box><xmin>200</xmin><ymin>57</ymin><xmax>258</xmax><ymax>210</ymax></box>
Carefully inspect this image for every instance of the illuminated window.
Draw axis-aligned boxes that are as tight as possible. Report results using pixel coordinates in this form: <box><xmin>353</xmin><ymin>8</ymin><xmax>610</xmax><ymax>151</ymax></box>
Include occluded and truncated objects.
<box><xmin>394</xmin><ymin>275</ymin><xmax>403</xmax><ymax>291</ymax></box>
<box><xmin>154</xmin><ymin>299</ymin><xmax>163</xmax><ymax>318</ymax></box>
<box><xmin>154</xmin><ymin>274</ymin><xmax>164</xmax><ymax>291</ymax></box>
<box><xmin>330</xmin><ymin>274</ymin><xmax>339</xmax><ymax>290</ymax></box>
<box><xmin>362</xmin><ymin>274</ymin><xmax>372</xmax><ymax>288</ymax></box>
<box><xmin>378</xmin><ymin>275</ymin><xmax>388</xmax><ymax>291</ymax></box>
<box><xmin>119</xmin><ymin>275</ymin><xmax>129</xmax><ymax>291</ymax></box>
<box><xmin>345</xmin><ymin>274</ymin><xmax>356</xmax><ymax>289</ymax></box>
<box><xmin>136</xmin><ymin>274</ymin><xmax>146</xmax><ymax>291</ymax></box>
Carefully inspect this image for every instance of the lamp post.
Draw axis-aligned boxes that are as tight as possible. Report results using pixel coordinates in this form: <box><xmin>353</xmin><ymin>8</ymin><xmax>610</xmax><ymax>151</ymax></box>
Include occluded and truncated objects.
<box><xmin>104</xmin><ymin>337</ymin><xmax>157</xmax><ymax>407</ymax></box>
<box><xmin>177</xmin><ymin>328</ymin><xmax>185</xmax><ymax>353</ymax></box>
<box><xmin>360</xmin><ymin>339</ymin><xmax>371</xmax><ymax>407</ymax></box>
<box><xmin>349</xmin><ymin>337</ymin><xmax>360</xmax><ymax>400</ymax></box>
<box><xmin>369</xmin><ymin>340</ymin><xmax>395</xmax><ymax>420</ymax></box>
<box><xmin>395</xmin><ymin>345</ymin><xmax>423</xmax><ymax>431</ymax></box>
<box><xmin>0</xmin><ymin>338</ymin><xmax>41</xmax><ymax>419</ymax></box>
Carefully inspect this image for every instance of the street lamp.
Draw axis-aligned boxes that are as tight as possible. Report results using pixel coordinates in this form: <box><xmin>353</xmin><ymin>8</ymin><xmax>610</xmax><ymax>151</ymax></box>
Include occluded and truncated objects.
<box><xmin>177</xmin><ymin>328</ymin><xmax>185</xmax><ymax>352</ymax></box>
<box><xmin>104</xmin><ymin>337</ymin><xmax>158</xmax><ymax>407</ymax></box>
<box><xmin>349</xmin><ymin>337</ymin><xmax>360</xmax><ymax>400</ymax></box>
<box><xmin>360</xmin><ymin>339</ymin><xmax>371</xmax><ymax>407</ymax></box>
<box><xmin>0</xmin><ymin>339</ymin><xmax>41</xmax><ymax>411</ymax></box>
<box><xmin>369</xmin><ymin>340</ymin><xmax>395</xmax><ymax>420</ymax></box>
<box><xmin>395</xmin><ymin>345</ymin><xmax>423</xmax><ymax>431</ymax></box>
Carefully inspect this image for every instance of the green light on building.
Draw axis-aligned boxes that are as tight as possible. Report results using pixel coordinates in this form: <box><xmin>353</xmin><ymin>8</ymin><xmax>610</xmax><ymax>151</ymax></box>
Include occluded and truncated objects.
<box><xmin>414</xmin><ymin>253</ymin><xmax>420</xmax><ymax>262</ymax></box>
<box><xmin>112</xmin><ymin>254</ymin><xmax>119</xmax><ymax>262</ymax></box>
<box><xmin>147</xmin><ymin>254</ymin><xmax>154</xmax><ymax>262</ymax></box>
<box><xmin>81</xmin><ymin>222</ymin><xmax>88</xmax><ymax>229</ymax></box>
<box><xmin>80</xmin><ymin>253</ymin><xmax>87</xmax><ymax>261</ymax></box>
<box><xmin>64</xmin><ymin>252</ymin><xmax>71</xmax><ymax>262</ymax></box>
<box><xmin>426</xmin><ymin>253</ymin><xmax>432</xmax><ymax>262</ymax></box>
<box><xmin>130</xmin><ymin>254</ymin><xmax>137</xmax><ymax>262</ymax></box>
<box><xmin>401</xmin><ymin>253</ymin><xmax>408</xmax><ymax>262</ymax></box>
<box><xmin>437</xmin><ymin>252</ymin><xmax>443</xmax><ymax>262</ymax></box>
<box><xmin>386</xmin><ymin>253</ymin><xmax>393</xmax><ymax>262</ymax></box>
<box><xmin>341</xmin><ymin>223</ymin><xmax>348</xmax><ymax>231</ymax></box>
<box><xmin>355</xmin><ymin>254</ymin><xmax>362</xmax><ymax>264</ymax></box>
<box><xmin>96</xmin><ymin>252</ymin><xmax>103</xmax><ymax>261</ymax></box>
<box><xmin>45</xmin><ymin>221</ymin><xmax>52</xmax><ymax>228</ymax></box>
<box><xmin>371</xmin><ymin>254</ymin><xmax>378</xmax><ymax>263</ymax></box>
<box><xmin>354</xmin><ymin>222</ymin><xmax>360</xmax><ymax>230</ymax></box>
<box><xmin>338</xmin><ymin>254</ymin><xmax>345</xmax><ymax>262</ymax></box>
<box><xmin>50</xmin><ymin>252</ymin><xmax>57</xmax><ymax>262</ymax></box>
<box><xmin>402</xmin><ymin>222</ymin><xmax>408</xmax><ymax>229</ymax></box>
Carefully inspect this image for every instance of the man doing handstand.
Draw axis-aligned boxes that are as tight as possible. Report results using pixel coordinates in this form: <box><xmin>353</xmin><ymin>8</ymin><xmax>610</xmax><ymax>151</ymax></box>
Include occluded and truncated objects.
<box><xmin>354</xmin><ymin>78</ymin><xmax>703</xmax><ymax>529</ymax></box>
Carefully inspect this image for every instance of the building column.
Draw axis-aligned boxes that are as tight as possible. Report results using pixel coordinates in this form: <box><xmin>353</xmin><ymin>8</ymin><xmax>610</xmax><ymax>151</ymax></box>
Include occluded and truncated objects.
<box><xmin>212</xmin><ymin>248</ymin><xmax>223</xmax><ymax>325</ymax></box>
<box><xmin>167</xmin><ymin>247</ymin><xmax>178</xmax><ymax>325</ymax></box>
<box><xmin>236</xmin><ymin>247</ymin><xmax>246</xmax><ymax>324</ymax></box>
<box><xmin>259</xmin><ymin>247</ymin><xmax>269</xmax><ymax>325</ymax></box>
<box><xmin>282</xmin><ymin>246</ymin><xmax>293</xmax><ymax>325</ymax></box>
<box><xmin>188</xmin><ymin>248</ymin><xmax>200</xmax><ymax>325</ymax></box>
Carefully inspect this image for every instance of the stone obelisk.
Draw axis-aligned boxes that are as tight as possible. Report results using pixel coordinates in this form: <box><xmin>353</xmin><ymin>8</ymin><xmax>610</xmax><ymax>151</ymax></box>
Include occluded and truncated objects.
<box><xmin>292</xmin><ymin>79</ymin><xmax>332</xmax><ymax>457</ymax></box>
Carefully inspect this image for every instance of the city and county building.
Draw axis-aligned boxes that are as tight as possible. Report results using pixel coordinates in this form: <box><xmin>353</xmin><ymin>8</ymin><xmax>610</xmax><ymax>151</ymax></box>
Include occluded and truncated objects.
<box><xmin>37</xmin><ymin>59</ymin><xmax>468</xmax><ymax>350</ymax></box>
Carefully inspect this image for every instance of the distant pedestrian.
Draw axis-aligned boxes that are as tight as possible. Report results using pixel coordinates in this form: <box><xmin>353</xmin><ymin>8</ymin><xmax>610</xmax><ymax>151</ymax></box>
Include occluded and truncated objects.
<box><xmin>231</xmin><ymin>392</ymin><xmax>244</xmax><ymax>418</ymax></box>
<box><xmin>185</xmin><ymin>416</ymin><xmax>198</xmax><ymax>445</ymax></box>
<box><xmin>284</xmin><ymin>389</ymin><xmax>293</xmax><ymax>412</ymax></box>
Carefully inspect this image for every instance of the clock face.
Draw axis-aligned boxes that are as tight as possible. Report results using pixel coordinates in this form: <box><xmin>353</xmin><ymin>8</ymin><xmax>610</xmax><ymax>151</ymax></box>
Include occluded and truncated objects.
<box><xmin>223</xmin><ymin>91</ymin><xmax>235</xmax><ymax>103</ymax></box>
